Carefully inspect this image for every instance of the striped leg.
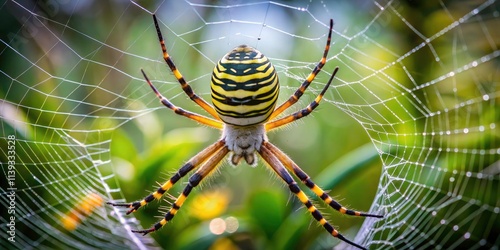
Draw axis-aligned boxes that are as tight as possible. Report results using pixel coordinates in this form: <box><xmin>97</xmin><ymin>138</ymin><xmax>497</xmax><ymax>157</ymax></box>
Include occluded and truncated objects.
<box><xmin>264</xmin><ymin>141</ymin><xmax>383</xmax><ymax>218</ymax></box>
<box><xmin>132</xmin><ymin>145</ymin><xmax>229</xmax><ymax>235</ymax></box>
<box><xmin>107</xmin><ymin>140</ymin><xmax>226</xmax><ymax>214</ymax></box>
<box><xmin>268</xmin><ymin>19</ymin><xmax>334</xmax><ymax>120</ymax></box>
<box><xmin>152</xmin><ymin>14</ymin><xmax>221</xmax><ymax>121</ymax></box>
<box><xmin>265</xmin><ymin>67</ymin><xmax>338</xmax><ymax>131</ymax></box>
<box><xmin>142</xmin><ymin>69</ymin><xmax>224</xmax><ymax>129</ymax></box>
<box><xmin>258</xmin><ymin>143</ymin><xmax>367</xmax><ymax>250</ymax></box>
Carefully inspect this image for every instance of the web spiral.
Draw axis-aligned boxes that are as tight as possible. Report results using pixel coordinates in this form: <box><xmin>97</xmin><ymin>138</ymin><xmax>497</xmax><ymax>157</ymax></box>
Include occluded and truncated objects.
<box><xmin>1</xmin><ymin>0</ymin><xmax>499</xmax><ymax>249</ymax></box>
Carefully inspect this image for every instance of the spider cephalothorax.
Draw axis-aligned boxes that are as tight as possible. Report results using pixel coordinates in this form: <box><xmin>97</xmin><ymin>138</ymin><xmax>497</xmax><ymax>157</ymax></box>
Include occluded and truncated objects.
<box><xmin>223</xmin><ymin>124</ymin><xmax>266</xmax><ymax>166</ymax></box>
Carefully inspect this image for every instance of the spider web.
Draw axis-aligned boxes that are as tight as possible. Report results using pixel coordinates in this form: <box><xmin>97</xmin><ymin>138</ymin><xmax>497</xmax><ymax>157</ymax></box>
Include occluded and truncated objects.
<box><xmin>1</xmin><ymin>0</ymin><xmax>499</xmax><ymax>249</ymax></box>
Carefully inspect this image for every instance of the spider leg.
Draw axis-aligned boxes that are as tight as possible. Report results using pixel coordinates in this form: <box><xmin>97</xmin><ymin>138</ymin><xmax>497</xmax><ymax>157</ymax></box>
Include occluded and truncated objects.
<box><xmin>265</xmin><ymin>67</ymin><xmax>338</xmax><ymax>131</ymax></box>
<box><xmin>152</xmin><ymin>14</ymin><xmax>221</xmax><ymax>121</ymax></box>
<box><xmin>258</xmin><ymin>143</ymin><xmax>366</xmax><ymax>250</ymax></box>
<box><xmin>141</xmin><ymin>69</ymin><xmax>224</xmax><ymax>129</ymax></box>
<box><xmin>264</xmin><ymin>141</ymin><xmax>383</xmax><ymax>218</ymax></box>
<box><xmin>132</xmin><ymin>145</ymin><xmax>229</xmax><ymax>235</ymax></box>
<box><xmin>107</xmin><ymin>140</ymin><xmax>226</xmax><ymax>214</ymax></box>
<box><xmin>268</xmin><ymin>19</ymin><xmax>334</xmax><ymax>121</ymax></box>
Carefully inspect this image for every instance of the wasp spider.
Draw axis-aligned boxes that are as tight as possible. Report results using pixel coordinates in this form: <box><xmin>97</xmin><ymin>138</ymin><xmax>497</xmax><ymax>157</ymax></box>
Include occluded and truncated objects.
<box><xmin>108</xmin><ymin>14</ymin><xmax>382</xmax><ymax>250</ymax></box>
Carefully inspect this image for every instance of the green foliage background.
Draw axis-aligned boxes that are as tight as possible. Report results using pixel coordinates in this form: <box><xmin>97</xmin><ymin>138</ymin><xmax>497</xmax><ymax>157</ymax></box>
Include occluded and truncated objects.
<box><xmin>1</xmin><ymin>0</ymin><xmax>498</xmax><ymax>249</ymax></box>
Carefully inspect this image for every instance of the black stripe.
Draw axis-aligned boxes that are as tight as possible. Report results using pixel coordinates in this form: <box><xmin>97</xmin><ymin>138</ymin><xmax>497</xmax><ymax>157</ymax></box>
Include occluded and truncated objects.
<box><xmin>323</xmin><ymin>223</ymin><xmax>334</xmax><ymax>234</ymax></box>
<box><xmin>320</xmin><ymin>193</ymin><xmax>329</xmax><ymax>200</ymax></box>
<box><xmin>224</xmin><ymin>48</ymin><xmax>263</xmax><ymax>60</ymax></box>
<box><xmin>213</xmin><ymin>101</ymin><xmax>276</xmax><ymax>118</ymax></box>
<box><xmin>304</xmin><ymin>200</ymin><xmax>313</xmax><ymax>208</ymax></box>
<box><xmin>165</xmin><ymin>211</ymin><xmax>174</xmax><ymax>221</ymax></box>
<box><xmin>288</xmin><ymin>183</ymin><xmax>300</xmax><ymax>194</ymax></box>
<box><xmin>171</xmin><ymin>162</ymin><xmax>194</xmax><ymax>183</ymax></box>
<box><xmin>293</xmin><ymin>107</ymin><xmax>313</xmax><ymax>120</ymax></box>
<box><xmin>211</xmin><ymin>93</ymin><xmax>276</xmax><ymax>106</ymax></box>
<box><xmin>295</xmin><ymin>170</ymin><xmax>308</xmax><ymax>181</ymax></box>
<box><xmin>145</xmin><ymin>194</ymin><xmax>155</xmax><ymax>202</ymax></box>
<box><xmin>188</xmin><ymin>173</ymin><xmax>202</xmax><ymax>187</ymax></box>
<box><xmin>217</xmin><ymin>61</ymin><xmax>271</xmax><ymax>75</ymax></box>
<box><xmin>329</xmin><ymin>200</ymin><xmax>341</xmax><ymax>210</ymax></box>
<box><xmin>170</xmin><ymin>174</ymin><xmax>180</xmax><ymax>184</ymax></box>
<box><xmin>304</xmin><ymin>179</ymin><xmax>315</xmax><ymax>189</ymax></box>
<box><xmin>181</xmin><ymin>84</ymin><xmax>195</xmax><ymax>98</ymax></box>
<box><xmin>211</xmin><ymin>67</ymin><xmax>277</xmax><ymax>92</ymax></box>
<box><xmin>182</xmin><ymin>184</ymin><xmax>193</xmax><ymax>196</ymax></box>
<box><xmin>156</xmin><ymin>187</ymin><xmax>166</xmax><ymax>195</ymax></box>
<box><xmin>212</xmin><ymin>73</ymin><xmax>276</xmax><ymax>91</ymax></box>
<box><xmin>211</xmin><ymin>82</ymin><xmax>278</xmax><ymax>106</ymax></box>
<box><xmin>311</xmin><ymin>209</ymin><xmax>323</xmax><ymax>221</ymax></box>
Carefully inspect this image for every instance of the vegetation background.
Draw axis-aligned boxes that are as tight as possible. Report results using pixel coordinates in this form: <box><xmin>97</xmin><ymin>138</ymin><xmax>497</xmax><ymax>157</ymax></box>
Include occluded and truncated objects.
<box><xmin>1</xmin><ymin>0</ymin><xmax>497</xmax><ymax>249</ymax></box>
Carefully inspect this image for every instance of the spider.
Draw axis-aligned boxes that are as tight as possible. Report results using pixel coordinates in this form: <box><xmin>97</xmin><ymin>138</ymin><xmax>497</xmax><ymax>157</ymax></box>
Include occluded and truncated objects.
<box><xmin>108</xmin><ymin>14</ymin><xmax>382</xmax><ymax>250</ymax></box>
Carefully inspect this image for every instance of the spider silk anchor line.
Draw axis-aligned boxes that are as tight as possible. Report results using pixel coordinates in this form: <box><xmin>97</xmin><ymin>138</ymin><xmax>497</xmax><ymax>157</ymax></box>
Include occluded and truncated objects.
<box><xmin>108</xmin><ymin>14</ymin><xmax>383</xmax><ymax>250</ymax></box>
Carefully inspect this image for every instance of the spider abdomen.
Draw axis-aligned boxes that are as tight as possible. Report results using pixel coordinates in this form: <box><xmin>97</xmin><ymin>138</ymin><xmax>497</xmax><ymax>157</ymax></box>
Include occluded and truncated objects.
<box><xmin>211</xmin><ymin>45</ymin><xmax>279</xmax><ymax>126</ymax></box>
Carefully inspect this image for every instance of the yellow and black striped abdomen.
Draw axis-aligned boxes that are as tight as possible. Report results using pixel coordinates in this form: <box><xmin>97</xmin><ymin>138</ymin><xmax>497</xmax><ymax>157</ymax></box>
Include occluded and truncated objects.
<box><xmin>211</xmin><ymin>45</ymin><xmax>279</xmax><ymax>126</ymax></box>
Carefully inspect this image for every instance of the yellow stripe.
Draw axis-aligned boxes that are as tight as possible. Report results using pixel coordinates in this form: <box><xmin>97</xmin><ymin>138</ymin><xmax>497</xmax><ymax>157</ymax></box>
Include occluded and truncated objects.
<box><xmin>220</xmin><ymin>58</ymin><xmax>268</xmax><ymax>65</ymax></box>
<box><xmin>212</xmin><ymin>87</ymin><xmax>279</xmax><ymax>115</ymax></box>
<box><xmin>214</xmin><ymin>64</ymin><xmax>274</xmax><ymax>83</ymax></box>
<box><xmin>325</xmin><ymin>197</ymin><xmax>333</xmax><ymax>203</ymax></box>
<box><xmin>173</xmin><ymin>69</ymin><xmax>183</xmax><ymax>80</ymax></box>
<box><xmin>212</xmin><ymin>89</ymin><xmax>278</xmax><ymax>110</ymax></box>
<box><xmin>340</xmin><ymin>207</ymin><xmax>347</xmax><ymax>214</ymax></box>
<box><xmin>211</xmin><ymin>78</ymin><xmax>277</xmax><ymax>98</ymax></box>
<box><xmin>296</xmin><ymin>191</ymin><xmax>309</xmax><ymax>203</ymax></box>
<box><xmin>161</xmin><ymin>181</ymin><xmax>173</xmax><ymax>191</ymax></box>
<box><xmin>311</xmin><ymin>185</ymin><xmax>324</xmax><ymax>196</ymax></box>
<box><xmin>306</xmin><ymin>72</ymin><xmax>316</xmax><ymax>82</ymax></box>
<box><xmin>140</xmin><ymin>200</ymin><xmax>147</xmax><ymax>206</ymax></box>
<box><xmin>319</xmin><ymin>218</ymin><xmax>327</xmax><ymax>225</ymax></box>
<box><xmin>314</xmin><ymin>94</ymin><xmax>324</xmax><ymax>102</ymax></box>
<box><xmin>212</xmin><ymin>101</ymin><xmax>275</xmax><ymax>114</ymax></box>
<box><xmin>153</xmin><ymin>192</ymin><xmax>162</xmax><ymax>199</ymax></box>
<box><xmin>256</xmin><ymin>64</ymin><xmax>269</xmax><ymax>71</ymax></box>
<box><xmin>176</xmin><ymin>194</ymin><xmax>187</xmax><ymax>206</ymax></box>
<box><xmin>160</xmin><ymin>218</ymin><xmax>167</xmax><ymax>226</ymax></box>
<box><xmin>212</xmin><ymin>77</ymin><xmax>278</xmax><ymax>100</ymax></box>
<box><xmin>211</xmin><ymin>75</ymin><xmax>276</xmax><ymax>92</ymax></box>
<box><xmin>170</xmin><ymin>208</ymin><xmax>178</xmax><ymax>215</ymax></box>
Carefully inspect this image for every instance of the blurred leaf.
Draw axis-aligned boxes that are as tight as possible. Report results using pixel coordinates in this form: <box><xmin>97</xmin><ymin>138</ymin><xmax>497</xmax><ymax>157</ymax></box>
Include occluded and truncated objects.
<box><xmin>110</xmin><ymin>128</ymin><xmax>138</xmax><ymax>162</ymax></box>
<box><xmin>315</xmin><ymin>142</ymin><xmax>381</xmax><ymax>190</ymax></box>
<box><xmin>248</xmin><ymin>189</ymin><xmax>287</xmax><ymax>241</ymax></box>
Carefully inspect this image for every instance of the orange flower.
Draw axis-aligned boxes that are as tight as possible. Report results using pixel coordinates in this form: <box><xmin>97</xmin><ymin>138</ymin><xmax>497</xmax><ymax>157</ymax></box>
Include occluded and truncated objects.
<box><xmin>61</xmin><ymin>192</ymin><xmax>103</xmax><ymax>231</ymax></box>
<box><xmin>189</xmin><ymin>188</ymin><xmax>231</xmax><ymax>220</ymax></box>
